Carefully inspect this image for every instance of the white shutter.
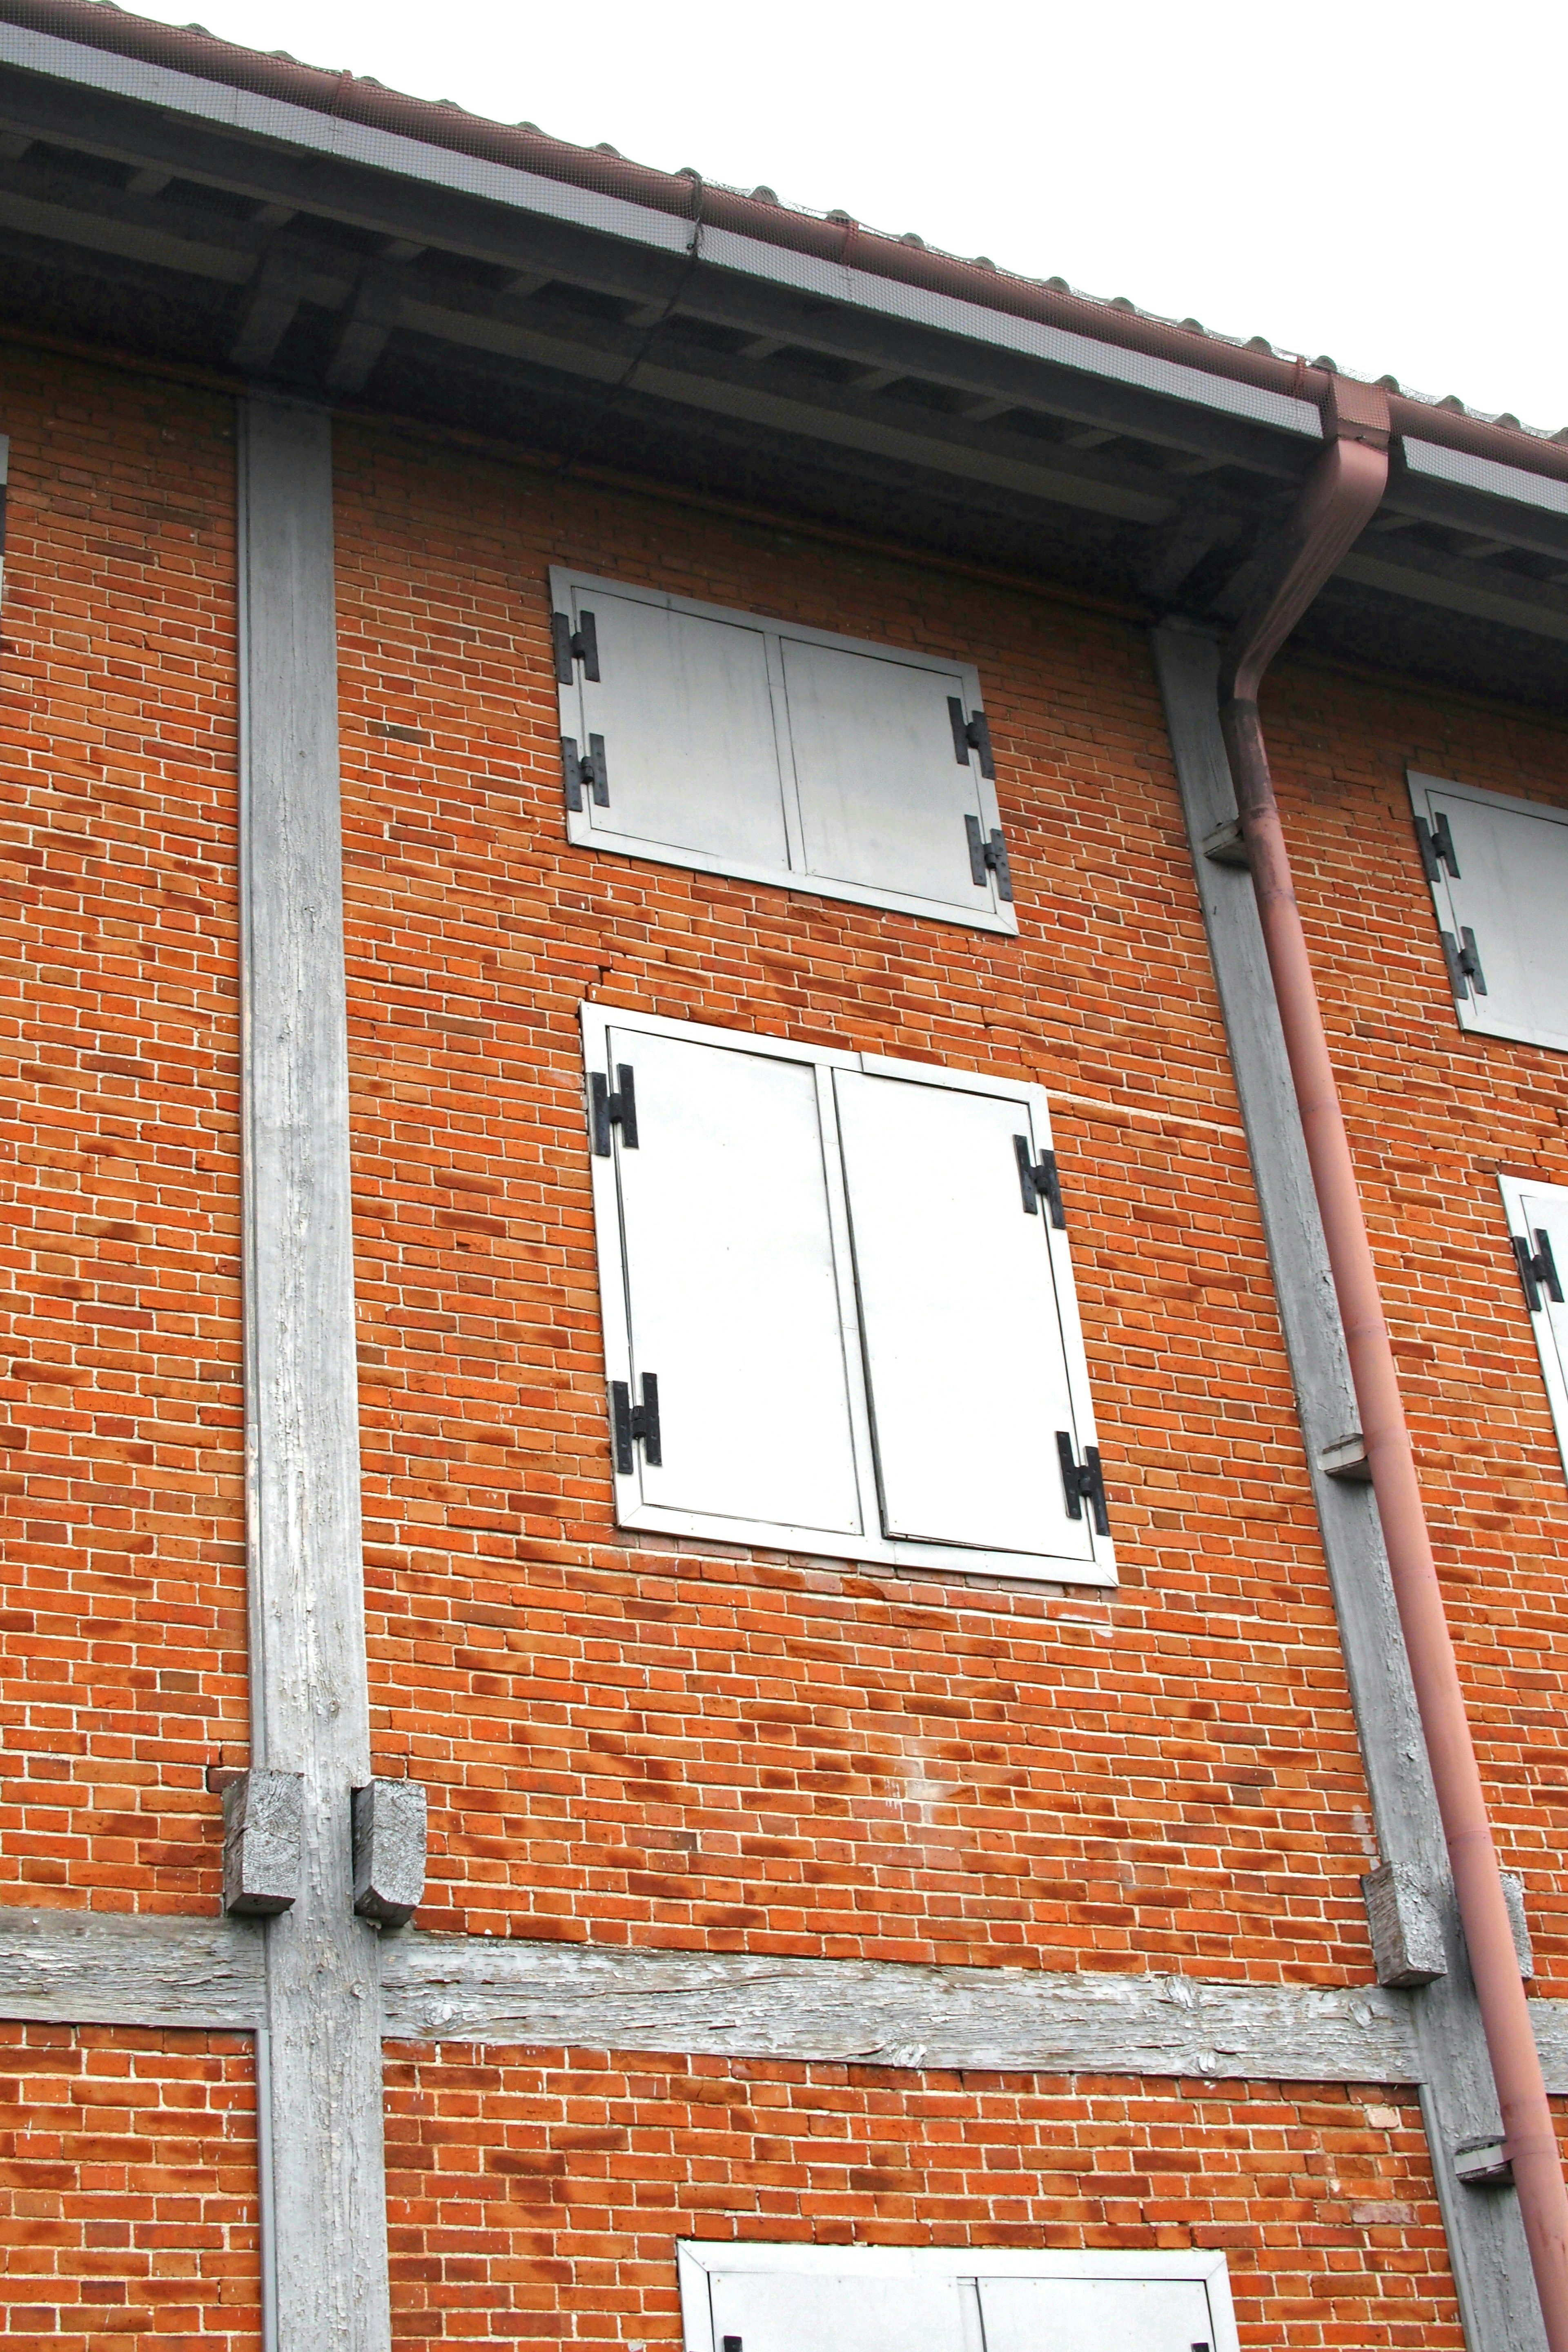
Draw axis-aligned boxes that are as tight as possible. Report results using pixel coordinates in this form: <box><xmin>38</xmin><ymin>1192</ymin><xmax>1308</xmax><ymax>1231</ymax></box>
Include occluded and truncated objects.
<box><xmin>570</xmin><ymin>586</ymin><xmax>791</xmax><ymax>869</ymax></box>
<box><xmin>553</xmin><ymin>568</ymin><xmax>1017</xmax><ymax>933</ymax></box>
<box><xmin>1410</xmin><ymin>773</ymin><xmax>1568</xmax><ymax>1051</ymax></box>
<box><xmin>833</xmin><ymin>1069</ymin><xmax>1098</xmax><ymax>1562</ymax></box>
<box><xmin>978</xmin><ymin>2276</ymin><xmax>1218</xmax><ymax>2351</ymax></box>
<box><xmin>1500</xmin><ymin>1174</ymin><xmax>1568</xmax><ymax>1479</ymax></box>
<box><xmin>604</xmin><ymin>1024</ymin><xmax>864</xmax><ymax>1535</ymax></box>
<box><xmin>781</xmin><ymin>634</ymin><xmax>998</xmax><ymax>914</ymax></box>
<box><xmin>705</xmin><ymin>2269</ymin><xmax>968</xmax><ymax>2351</ymax></box>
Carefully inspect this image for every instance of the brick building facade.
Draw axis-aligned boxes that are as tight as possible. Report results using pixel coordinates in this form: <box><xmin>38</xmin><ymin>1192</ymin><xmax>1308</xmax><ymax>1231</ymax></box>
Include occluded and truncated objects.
<box><xmin>2</xmin><ymin>6</ymin><xmax>1568</xmax><ymax>2346</ymax></box>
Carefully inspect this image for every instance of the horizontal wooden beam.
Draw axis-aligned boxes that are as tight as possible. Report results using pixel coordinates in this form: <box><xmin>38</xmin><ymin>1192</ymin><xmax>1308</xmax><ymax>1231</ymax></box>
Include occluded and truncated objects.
<box><xmin>7</xmin><ymin>1907</ymin><xmax>1568</xmax><ymax>2098</ymax></box>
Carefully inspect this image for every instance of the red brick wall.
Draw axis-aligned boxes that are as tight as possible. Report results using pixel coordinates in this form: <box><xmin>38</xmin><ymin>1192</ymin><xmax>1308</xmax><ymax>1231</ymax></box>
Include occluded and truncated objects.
<box><xmin>331</xmin><ymin>420</ymin><xmax>1379</xmax><ymax>1979</ymax></box>
<box><xmin>0</xmin><ymin>350</ymin><xmax>246</xmax><ymax>1913</ymax></box>
<box><xmin>1258</xmin><ymin>660</ymin><xmax>1568</xmax><ymax>1994</ymax></box>
<box><xmin>0</xmin><ymin>2022</ymin><xmax>258</xmax><ymax>2347</ymax></box>
<box><xmin>384</xmin><ymin>2045</ymin><xmax>1463</xmax><ymax>2348</ymax></box>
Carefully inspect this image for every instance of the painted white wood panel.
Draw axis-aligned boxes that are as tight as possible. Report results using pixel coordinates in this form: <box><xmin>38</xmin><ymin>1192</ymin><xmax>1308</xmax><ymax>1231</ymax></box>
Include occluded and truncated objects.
<box><xmin>705</xmin><ymin>2270</ymin><xmax>968</xmax><ymax>2350</ymax></box>
<box><xmin>607</xmin><ymin>1023</ymin><xmax>864</xmax><ymax>1535</ymax></box>
<box><xmin>979</xmin><ymin>2275</ymin><xmax>1217</xmax><ymax>2351</ymax></box>
<box><xmin>781</xmin><ymin>633</ymin><xmax>993</xmax><ymax>913</ymax></box>
<box><xmin>553</xmin><ymin>568</ymin><xmax>1017</xmax><ymax>934</ymax></box>
<box><xmin>573</xmin><ymin>586</ymin><xmax>790</xmax><ymax>867</ymax></box>
<box><xmin>834</xmin><ymin>1069</ymin><xmax>1095</xmax><ymax>1561</ymax></box>
<box><xmin>1409</xmin><ymin>771</ymin><xmax>1568</xmax><ymax>1051</ymax></box>
<box><xmin>678</xmin><ymin>2246</ymin><xmax>1237</xmax><ymax>2352</ymax></box>
<box><xmin>581</xmin><ymin>1006</ymin><xmax>1113</xmax><ymax>1586</ymax></box>
<box><xmin>1499</xmin><ymin>1173</ymin><xmax>1568</xmax><ymax>1481</ymax></box>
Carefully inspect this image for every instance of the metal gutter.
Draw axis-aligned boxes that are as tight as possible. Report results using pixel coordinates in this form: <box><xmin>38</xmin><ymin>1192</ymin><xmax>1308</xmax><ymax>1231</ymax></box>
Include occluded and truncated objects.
<box><xmin>3</xmin><ymin>0</ymin><xmax>1568</xmax><ymax>491</ymax></box>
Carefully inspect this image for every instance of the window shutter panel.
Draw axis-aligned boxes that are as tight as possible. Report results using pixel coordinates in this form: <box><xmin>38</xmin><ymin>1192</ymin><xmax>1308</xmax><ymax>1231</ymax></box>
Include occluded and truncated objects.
<box><xmin>1412</xmin><ymin>775</ymin><xmax>1568</xmax><ymax>1050</ymax></box>
<box><xmin>706</xmin><ymin>2270</ymin><xmax>968</xmax><ymax>2350</ymax></box>
<box><xmin>978</xmin><ymin>2276</ymin><xmax>1218</xmax><ymax>2351</ymax></box>
<box><xmin>571</xmin><ymin>589</ymin><xmax>791</xmax><ymax>868</ymax></box>
<box><xmin>832</xmin><ymin>1070</ymin><xmax>1098</xmax><ymax>1562</ymax></box>
<box><xmin>782</xmin><ymin>635</ymin><xmax>1001</xmax><ymax>914</ymax></box>
<box><xmin>1506</xmin><ymin>1177</ymin><xmax>1568</xmax><ymax>1475</ymax></box>
<box><xmin>605</xmin><ymin>1027</ymin><xmax>864</xmax><ymax>1535</ymax></box>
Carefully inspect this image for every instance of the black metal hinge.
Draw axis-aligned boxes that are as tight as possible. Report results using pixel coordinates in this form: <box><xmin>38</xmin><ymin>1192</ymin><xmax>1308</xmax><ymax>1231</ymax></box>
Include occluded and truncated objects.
<box><xmin>1415</xmin><ymin>808</ymin><xmax>1460</xmax><ymax>882</ymax></box>
<box><xmin>964</xmin><ymin>813</ymin><xmax>1014</xmax><ymax>901</ymax></box>
<box><xmin>1439</xmin><ymin>925</ymin><xmax>1487</xmax><ymax>999</ymax></box>
<box><xmin>1514</xmin><ymin>1227</ymin><xmax>1565</xmax><ymax>1313</ymax></box>
<box><xmin>1056</xmin><ymin>1432</ymin><xmax>1109</xmax><ymax>1535</ymax></box>
<box><xmin>1014</xmin><ymin>1135</ymin><xmax>1066</xmax><ymax>1227</ymax></box>
<box><xmin>590</xmin><ymin>1066</ymin><xmax>638</xmax><ymax>1155</ymax></box>
<box><xmin>611</xmin><ymin>1373</ymin><xmax>661</xmax><ymax>1472</ymax></box>
<box><xmin>947</xmin><ymin>694</ymin><xmax>995</xmax><ymax>778</ymax></box>
<box><xmin>552</xmin><ymin>606</ymin><xmax>600</xmax><ymax>683</ymax></box>
<box><xmin>561</xmin><ymin>733</ymin><xmax>609</xmax><ymax>811</ymax></box>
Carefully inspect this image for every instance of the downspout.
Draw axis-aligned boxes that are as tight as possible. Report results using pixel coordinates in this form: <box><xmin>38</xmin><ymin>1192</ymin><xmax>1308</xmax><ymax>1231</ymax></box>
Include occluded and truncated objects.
<box><xmin>1218</xmin><ymin>375</ymin><xmax>1568</xmax><ymax>2350</ymax></box>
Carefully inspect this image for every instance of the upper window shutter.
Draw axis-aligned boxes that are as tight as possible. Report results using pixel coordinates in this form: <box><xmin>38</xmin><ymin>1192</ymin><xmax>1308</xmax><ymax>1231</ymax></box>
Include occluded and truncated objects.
<box><xmin>1501</xmin><ymin>1174</ymin><xmax>1568</xmax><ymax>1477</ymax></box>
<box><xmin>552</xmin><ymin>569</ymin><xmax>1016</xmax><ymax>933</ymax></box>
<box><xmin>599</xmin><ymin>1023</ymin><xmax>864</xmax><ymax>1537</ymax></box>
<box><xmin>566</xmin><ymin>586</ymin><xmax>791</xmax><ymax>868</ymax></box>
<box><xmin>706</xmin><ymin>2270</ymin><xmax>968</xmax><ymax>2350</ymax></box>
<box><xmin>1410</xmin><ymin>772</ymin><xmax>1568</xmax><ymax>1051</ymax></box>
<box><xmin>780</xmin><ymin>635</ymin><xmax>1002</xmax><ymax>915</ymax></box>
<box><xmin>978</xmin><ymin>2276</ymin><xmax>1219</xmax><ymax>2351</ymax></box>
<box><xmin>832</xmin><ymin>1068</ymin><xmax>1098</xmax><ymax>1562</ymax></box>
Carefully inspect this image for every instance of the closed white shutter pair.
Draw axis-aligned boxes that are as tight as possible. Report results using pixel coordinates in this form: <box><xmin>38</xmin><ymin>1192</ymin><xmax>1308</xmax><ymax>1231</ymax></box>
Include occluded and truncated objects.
<box><xmin>552</xmin><ymin>568</ymin><xmax>1016</xmax><ymax>931</ymax></box>
<box><xmin>677</xmin><ymin>2245</ymin><xmax>1237</xmax><ymax>2352</ymax></box>
<box><xmin>1408</xmin><ymin>771</ymin><xmax>1568</xmax><ymax>1051</ymax></box>
<box><xmin>584</xmin><ymin>1005</ymin><xmax>1111</xmax><ymax>1586</ymax></box>
<box><xmin>1499</xmin><ymin>1173</ymin><xmax>1568</xmax><ymax>1481</ymax></box>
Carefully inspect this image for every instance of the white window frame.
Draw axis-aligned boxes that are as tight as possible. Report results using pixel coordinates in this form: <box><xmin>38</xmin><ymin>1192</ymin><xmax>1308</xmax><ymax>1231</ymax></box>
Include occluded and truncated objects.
<box><xmin>676</xmin><ymin>2242</ymin><xmax>1240</xmax><ymax>2352</ymax></box>
<box><xmin>582</xmin><ymin>1003</ymin><xmax>1114</xmax><ymax>1588</ymax></box>
<box><xmin>1407</xmin><ymin>768</ymin><xmax>1568</xmax><ymax>1052</ymax></box>
<box><xmin>552</xmin><ymin>567</ymin><xmax>1018</xmax><ymax>935</ymax></box>
<box><xmin>1499</xmin><ymin>1172</ymin><xmax>1568</xmax><ymax>1478</ymax></box>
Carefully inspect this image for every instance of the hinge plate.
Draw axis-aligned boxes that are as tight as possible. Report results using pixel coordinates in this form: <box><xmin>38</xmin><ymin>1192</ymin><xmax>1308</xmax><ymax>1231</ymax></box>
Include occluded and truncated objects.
<box><xmin>1415</xmin><ymin>808</ymin><xmax>1460</xmax><ymax>882</ymax></box>
<box><xmin>1056</xmin><ymin>1431</ymin><xmax>1109</xmax><ymax>1535</ymax></box>
<box><xmin>611</xmin><ymin>1373</ymin><xmax>662</xmax><ymax>1472</ymax></box>
<box><xmin>1514</xmin><ymin>1228</ymin><xmax>1565</xmax><ymax>1313</ymax></box>
<box><xmin>591</xmin><ymin>1066</ymin><xmax>639</xmax><ymax>1156</ymax></box>
<box><xmin>553</xmin><ymin>606</ymin><xmax>600</xmax><ymax>683</ymax></box>
<box><xmin>964</xmin><ymin>813</ymin><xmax>1014</xmax><ymax>900</ymax></box>
<box><xmin>947</xmin><ymin>694</ymin><xmax>996</xmax><ymax>779</ymax></box>
<box><xmin>1014</xmin><ymin>1134</ymin><xmax>1066</xmax><ymax>1226</ymax></box>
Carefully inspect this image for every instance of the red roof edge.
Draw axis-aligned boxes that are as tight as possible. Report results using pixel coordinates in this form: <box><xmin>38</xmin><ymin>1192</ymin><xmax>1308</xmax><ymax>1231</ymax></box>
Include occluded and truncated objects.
<box><xmin>4</xmin><ymin>0</ymin><xmax>1567</xmax><ymax>488</ymax></box>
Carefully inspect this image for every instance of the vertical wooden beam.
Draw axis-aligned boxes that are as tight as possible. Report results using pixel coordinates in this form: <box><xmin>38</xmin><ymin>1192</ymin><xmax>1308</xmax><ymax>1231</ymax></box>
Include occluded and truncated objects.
<box><xmin>239</xmin><ymin>395</ymin><xmax>390</xmax><ymax>2352</ymax></box>
<box><xmin>1153</xmin><ymin>620</ymin><xmax>1545</xmax><ymax>2352</ymax></box>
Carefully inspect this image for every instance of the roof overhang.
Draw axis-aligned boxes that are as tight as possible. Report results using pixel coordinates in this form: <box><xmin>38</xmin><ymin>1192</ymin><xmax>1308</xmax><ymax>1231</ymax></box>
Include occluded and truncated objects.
<box><xmin>0</xmin><ymin>4</ymin><xmax>1566</xmax><ymax>711</ymax></box>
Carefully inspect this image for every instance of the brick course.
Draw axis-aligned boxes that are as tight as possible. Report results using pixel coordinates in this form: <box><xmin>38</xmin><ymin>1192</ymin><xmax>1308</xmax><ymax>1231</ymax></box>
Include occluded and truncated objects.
<box><xmin>0</xmin><ymin>2021</ymin><xmax>258</xmax><ymax>2347</ymax></box>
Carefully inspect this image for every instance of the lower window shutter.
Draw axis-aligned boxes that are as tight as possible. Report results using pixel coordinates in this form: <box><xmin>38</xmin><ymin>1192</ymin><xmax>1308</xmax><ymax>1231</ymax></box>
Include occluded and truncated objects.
<box><xmin>706</xmin><ymin>2270</ymin><xmax>968</xmax><ymax>2350</ymax></box>
<box><xmin>1503</xmin><ymin>1175</ymin><xmax>1568</xmax><ymax>1481</ymax></box>
<box><xmin>978</xmin><ymin>2276</ymin><xmax>1218</xmax><ymax>2351</ymax></box>
<box><xmin>605</xmin><ymin>1026</ymin><xmax>863</xmax><ymax>1536</ymax></box>
<box><xmin>832</xmin><ymin>1069</ymin><xmax>1098</xmax><ymax>1562</ymax></box>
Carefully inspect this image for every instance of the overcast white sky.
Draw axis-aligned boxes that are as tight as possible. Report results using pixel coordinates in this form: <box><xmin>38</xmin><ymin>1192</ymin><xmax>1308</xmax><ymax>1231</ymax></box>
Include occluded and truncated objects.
<box><xmin>131</xmin><ymin>0</ymin><xmax>1564</xmax><ymax>433</ymax></box>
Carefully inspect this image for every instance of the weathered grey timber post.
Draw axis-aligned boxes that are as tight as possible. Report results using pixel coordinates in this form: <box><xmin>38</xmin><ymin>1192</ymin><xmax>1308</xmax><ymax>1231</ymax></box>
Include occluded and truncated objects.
<box><xmin>238</xmin><ymin>395</ymin><xmax>391</xmax><ymax>2352</ymax></box>
<box><xmin>1153</xmin><ymin>620</ymin><xmax>1545</xmax><ymax>2352</ymax></box>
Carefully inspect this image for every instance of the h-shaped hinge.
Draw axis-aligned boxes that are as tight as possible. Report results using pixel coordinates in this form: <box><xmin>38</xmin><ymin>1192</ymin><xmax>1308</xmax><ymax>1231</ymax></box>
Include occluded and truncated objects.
<box><xmin>1514</xmin><ymin>1227</ymin><xmax>1564</xmax><ymax>1313</ymax></box>
<box><xmin>590</xmin><ymin>1066</ymin><xmax>639</xmax><ymax>1156</ymax></box>
<box><xmin>561</xmin><ymin>733</ymin><xmax>609</xmax><ymax>811</ymax></box>
<box><xmin>552</xmin><ymin>607</ymin><xmax>600</xmax><ymax>682</ymax></box>
<box><xmin>1014</xmin><ymin>1135</ymin><xmax>1067</xmax><ymax>1227</ymax></box>
<box><xmin>1056</xmin><ymin>1432</ymin><xmax>1109</xmax><ymax>1535</ymax></box>
<box><xmin>947</xmin><ymin>694</ymin><xmax>996</xmax><ymax>778</ymax></box>
<box><xmin>964</xmin><ymin>813</ymin><xmax>1014</xmax><ymax>901</ymax></box>
<box><xmin>1414</xmin><ymin>808</ymin><xmax>1460</xmax><ymax>881</ymax></box>
<box><xmin>1440</xmin><ymin>925</ymin><xmax>1487</xmax><ymax>999</ymax></box>
<box><xmin>611</xmin><ymin>1373</ymin><xmax>662</xmax><ymax>1472</ymax></box>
